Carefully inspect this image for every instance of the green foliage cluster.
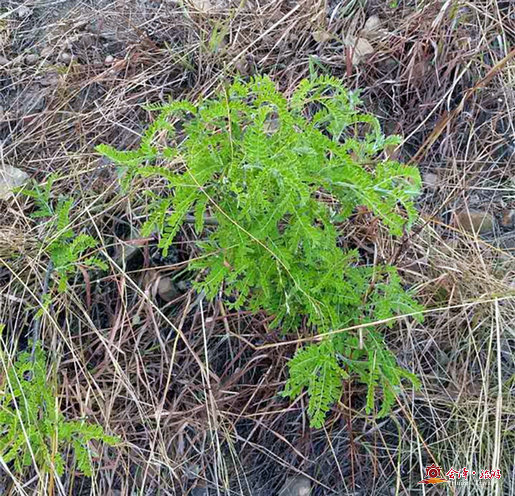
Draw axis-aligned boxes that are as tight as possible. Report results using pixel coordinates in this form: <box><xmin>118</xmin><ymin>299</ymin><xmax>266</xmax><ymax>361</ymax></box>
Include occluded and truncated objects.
<box><xmin>22</xmin><ymin>175</ymin><xmax>106</xmax><ymax>291</ymax></box>
<box><xmin>0</xmin><ymin>326</ymin><xmax>118</xmax><ymax>475</ymax></box>
<box><xmin>98</xmin><ymin>76</ymin><xmax>423</xmax><ymax>427</ymax></box>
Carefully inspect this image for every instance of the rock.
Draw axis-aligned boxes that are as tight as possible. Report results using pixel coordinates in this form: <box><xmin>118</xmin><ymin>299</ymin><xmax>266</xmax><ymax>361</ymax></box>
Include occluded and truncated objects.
<box><xmin>361</xmin><ymin>16</ymin><xmax>384</xmax><ymax>41</ymax></box>
<box><xmin>24</xmin><ymin>53</ymin><xmax>39</xmax><ymax>65</ymax></box>
<box><xmin>0</xmin><ymin>165</ymin><xmax>29</xmax><ymax>200</ymax></box>
<box><xmin>501</xmin><ymin>209</ymin><xmax>515</xmax><ymax>228</ymax></box>
<box><xmin>312</xmin><ymin>29</ymin><xmax>332</xmax><ymax>43</ymax></box>
<box><xmin>452</xmin><ymin>211</ymin><xmax>495</xmax><ymax>234</ymax></box>
<box><xmin>423</xmin><ymin>172</ymin><xmax>439</xmax><ymax>190</ymax></box>
<box><xmin>279</xmin><ymin>475</ymin><xmax>311</xmax><ymax>496</ymax></box>
<box><xmin>0</xmin><ymin>56</ymin><xmax>10</xmax><ymax>66</ymax></box>
<box><xmin>40</xmin><ymin>46</ymin><xmax>53</xmax><ymax>58</ymax></box>
<box><xmin>17</xmin><ymin>6</ymin><xmax>33</xmax><ymax>18</ymax></box>
<box><xmin>364</xmin><ymin>15</ymin><xmax>381</xmax><ymax>32</ymax></box>
<box><xmin>59</xmin><ymin>52</ymin><xmax>72</xmax><ymax>63</ymax></box>
<box><xmin>344</xmin><ymin>35</ymin><xmax>374</xmax><ymax>65</ymax></box>
<box><xmin>158</xmin><ymin>277</ymin><xmax>180</xmax><ymax>302</ymax></box>
<box><xmin>157</xmin><ymin>278</ymin><xmax>190</xmax><ymax>301</ymax></box>
<box><xmin>104</xmin><ymin>55</ymin><xmax>114</xmax><ymax>65</ymax></box>
<box><xmin>189</xmin><ymin>0</ymin><xmax>218</xmax><ymax>12</ymax></box>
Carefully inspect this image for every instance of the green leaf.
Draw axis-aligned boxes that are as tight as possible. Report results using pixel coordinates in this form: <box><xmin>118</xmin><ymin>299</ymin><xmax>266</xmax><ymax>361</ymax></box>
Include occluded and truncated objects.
<box><xmin>97</xmin><ymin>75</ymin><xmax>423</xmax><ymax>428</ymax></box>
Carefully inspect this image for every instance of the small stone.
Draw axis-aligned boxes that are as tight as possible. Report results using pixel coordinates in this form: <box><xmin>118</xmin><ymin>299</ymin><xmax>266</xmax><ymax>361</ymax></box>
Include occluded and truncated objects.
<box><xmin>157</xmin><ymin>277</ymin><xmax>180</xmax><ymax>302</ymax></box>
<box><xmin>452</xmin><ymin>211</ymin><xmax>495</xmax><ymax>234</ymax></box>
<box><xmin>423</xmin><ymin>172</ymin><xmax>439</xmax><ymax>190</ymax></box>
<box><xmin>0</xmin><ymin>56</ymin><xmax>10</xmax><ymax>66</ymax></box>
<box><xmin>361</xmin><ymin>16</ymin><xmax>384</xmax><ymax>41</ymax></box>
<box><xmin>17</xmin><ymin>6</ymin><xmax>33</xmax><ymax>18</ymax></box>
<box><xmin>364</xmin><ymin>15</ymin><xmax>381</xmax><ymax>32</ymax></box>
<box><xmin>104</xmin><ymin>55</ymin><xmax>114</xmax><ymax>65</ymax></box>
<box><xmin>312</xmin><ymin>29</ymin><xmax>332</xmax><ymax>43</ymax></box>
<box><xmin>189</xmin><ymin>0</ymin><xmax>216</xmax><ymax>12</ymax></box>
<box><xmin>59</xmin><ymin>52</ymin><xmax>72</xmax><ymax>63</ymax></box>
<box><xmin>344</xmin><ymin>36</ymin><xmax>374</xmax><ymax>65</ymax></box>
<box><xmin>501</xmin><ymin>209</ymin><xmax>515</xmax><ymax>228</ymax></box>
<box><xmin>24</xmin><ymin>53</ymin><xmax>39</xmax><ymax>65</ymax></box>
<box><xmin>40</xmin><ymin>46</ymin><xmax>53</xmax><ymax>58</ymax></box>
<box><xmin>279</xmin><ymin>475</ymin><xmax>311</xmax><ymax>496</ymax></box>
<box><xmin>0</xmin><ymin>165</ymin><xmax>29</xmax><ymax>200</ymax></box>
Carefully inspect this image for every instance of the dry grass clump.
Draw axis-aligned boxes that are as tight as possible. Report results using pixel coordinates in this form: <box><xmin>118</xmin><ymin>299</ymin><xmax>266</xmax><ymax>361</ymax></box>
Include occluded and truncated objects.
<box><xmin>0</xmin><ymin>0</ymin><xmax>514</xmax><ymax>494</ymax></box>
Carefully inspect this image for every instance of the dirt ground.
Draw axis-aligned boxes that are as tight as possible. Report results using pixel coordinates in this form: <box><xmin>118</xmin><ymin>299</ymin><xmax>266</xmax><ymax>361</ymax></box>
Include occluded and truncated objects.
<box><xmin>1</xmin><ymin>0</ymin><xmax>515</xmax><ymax>495</ymax></box>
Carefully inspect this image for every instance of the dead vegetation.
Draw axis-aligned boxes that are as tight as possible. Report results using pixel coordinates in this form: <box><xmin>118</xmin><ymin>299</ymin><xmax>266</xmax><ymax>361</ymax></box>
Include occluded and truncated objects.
<box><xmin>0</xmin><ymin>0</ymin><xmax>514</xmax><ymax>494</ymax></box>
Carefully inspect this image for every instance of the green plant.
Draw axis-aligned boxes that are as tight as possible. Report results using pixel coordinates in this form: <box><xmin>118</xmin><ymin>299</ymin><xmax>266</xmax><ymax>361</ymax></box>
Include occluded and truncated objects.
<box><xmin>0</xmin><ymin>326</ymin><xmax>119</xmax><ymax>475</ymax></box>
<box><xmin>22</xmin><ymin>175</ymin><xmax>106</xmax><ymax>292</ymax></box>
<box><xmin>98</xmin><ymin>75</ymin><xmax>423</xmax><ymax>427</ymax></box>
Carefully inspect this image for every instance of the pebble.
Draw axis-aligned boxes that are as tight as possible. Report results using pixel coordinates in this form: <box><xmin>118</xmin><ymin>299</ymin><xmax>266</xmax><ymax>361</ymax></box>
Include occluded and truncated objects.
<box><xmin>17</xmin><ymin>6</ymin><xmax>33</xmax><ymax>18</ymax></box>
<box><xmin>0</xmin><ymin>165</ymin><xmax>29</xmax><ymax>200</ymax></box>
<box><xmin>158</xmin><ymin>277</ymin><xmax>180</xmax><ymax>302</ymax></box>
<box><xmin>423</xmin><ymin>172</ymin><xmax>439</xmax><ymax>190</ymax></box>
<box><xmin>452</xmin><ymin>211</ymin><xmax>495</xmax><ymax>234</ymax></box>
<box><xmin>362</xmin><ymin>15</ymin><xmax>383</xmax><ymax>40</ymax></box>
<box><xmin>344</xmin><ymin>35</ymin><xmax>374</xmax><ymax>65</ymax></box>
<box><xmin>59</xmin><ymin>52</ymin><xmax>72</xmax><ymax>63</ymax></box>
<box><xmin>279</xmin><ymin>475</ymin><xmax>311</xmax><ymax>496</ymax></box>
<box><xmin>364</xmin><ymin>15</ymin><xmax>381</xmax><ymax>32</ymax></box>
<box><xmin>104</xmin><ymin>55</ymin><xmax>114</xmax><ymax>65</ymax></box>
<box><xmin>24</xmin><ymin>53</ymin><xmax>39</xmax><ymax>65</ymax></box>
<box><xmin>312</xmin><ymin>29</ymin><xmax>332</xmax><ymax>43</ymax></box>
<box><xmin>40</xmin><ymin>46</ymin><xmax>53</xmax><ymax>58</ymax></box>
<box><xmin>501</xmin><ymin>209</ymin><xmax>515</xmax><ymax>228</ymax></box>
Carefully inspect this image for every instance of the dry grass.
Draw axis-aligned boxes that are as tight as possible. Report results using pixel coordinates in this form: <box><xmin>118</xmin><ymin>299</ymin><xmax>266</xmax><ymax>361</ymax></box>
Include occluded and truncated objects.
<box><xmin>0</xmin><ymin>0</ymin><xmax>514</xmax><ymax>494</ymax></box>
